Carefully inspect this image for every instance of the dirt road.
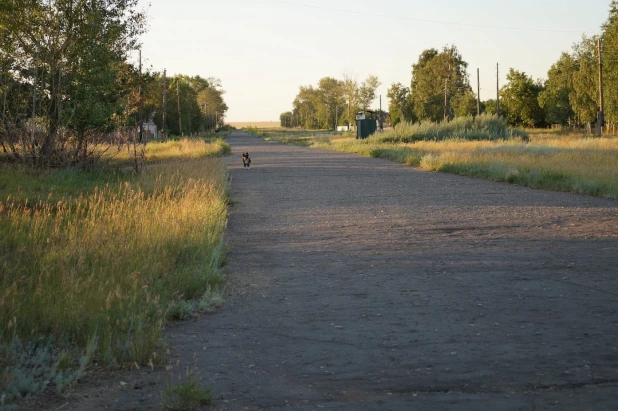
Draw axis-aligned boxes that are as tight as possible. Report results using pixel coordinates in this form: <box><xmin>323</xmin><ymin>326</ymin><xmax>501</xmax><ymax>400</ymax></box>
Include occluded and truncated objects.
<box><xmin>72</xmin><ymin>131</ymin><xmax>618</xmax><ymax>410</ymax></box>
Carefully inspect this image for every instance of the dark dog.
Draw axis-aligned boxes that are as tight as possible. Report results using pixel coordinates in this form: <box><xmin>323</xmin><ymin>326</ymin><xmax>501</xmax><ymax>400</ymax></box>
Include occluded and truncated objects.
<box><xmin>242</xmin><ymin>152</ymin><xmax>251</xmax><ymax>168</ymax></box>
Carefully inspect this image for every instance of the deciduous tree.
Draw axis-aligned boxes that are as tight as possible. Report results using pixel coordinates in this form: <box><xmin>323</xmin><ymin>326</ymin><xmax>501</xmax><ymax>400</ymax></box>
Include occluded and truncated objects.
<box><xmin>538</xmin><ymin>53</ymin><xmax>576</xmax><ymax>125</ymax></box>
<box><xmin>0</xmin><ymin>0</ymin><xmax>147</xmax><ymax>165</ymax></box>
<box><xmin>387</xmin><ymin>82</ymin><xmax>411</xmax><ymax>125</ymax></box>
<box><xmin>500</xmin><ymin>69</ymin><xmax>545</xmax><ymax>127</ymax></box>
<box><xmin>410</xmin><ymin>45</ymin><xmax>472</xmax><ymax>123</ymax></box>
<box><xmin>358</xmin><ymin>75</ymin><xmax>381</xmax><ymax>111</ymax></box>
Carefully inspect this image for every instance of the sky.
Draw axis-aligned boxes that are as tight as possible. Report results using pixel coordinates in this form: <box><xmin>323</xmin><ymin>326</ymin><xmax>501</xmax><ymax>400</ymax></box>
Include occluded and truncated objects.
<box><xmin>138</xmin><ymin>0</ymin><xmax>610</xmax><ymax>122</ymax></box>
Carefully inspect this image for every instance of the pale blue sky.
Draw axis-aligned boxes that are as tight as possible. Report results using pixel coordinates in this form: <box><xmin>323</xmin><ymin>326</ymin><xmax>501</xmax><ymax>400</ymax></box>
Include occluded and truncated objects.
<box><xmin>139</xmin><ymin>0</ymin><xmax>609</xmax><ymax>122</ymax></box>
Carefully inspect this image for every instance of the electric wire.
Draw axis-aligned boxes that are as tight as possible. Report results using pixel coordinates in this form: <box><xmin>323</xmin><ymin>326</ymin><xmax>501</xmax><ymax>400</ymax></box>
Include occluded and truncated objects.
<box><xmin>266</xmin><ymin>0</ymin><xmax>596</xmax><ymax>34</ymax></box>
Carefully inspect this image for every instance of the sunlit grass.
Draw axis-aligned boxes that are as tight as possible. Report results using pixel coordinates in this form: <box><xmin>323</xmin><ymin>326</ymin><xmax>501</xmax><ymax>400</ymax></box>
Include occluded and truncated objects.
<box><xmin>0</xmin><ymin>139</ymin><xmax>229</xmax><ymax>369</ymax></box>
<box><xmin>256</xmin><ymin>125</ymin><xmax>618</xmax><ymax>199</ymax></box>
<box><xmin>105</xmin><ymin>137</ymin><xmax>231</xmax><ymax>165</ymax></box>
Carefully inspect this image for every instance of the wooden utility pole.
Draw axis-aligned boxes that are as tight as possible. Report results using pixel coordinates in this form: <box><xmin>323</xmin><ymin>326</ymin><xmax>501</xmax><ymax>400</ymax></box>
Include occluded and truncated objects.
<box><xmin>162</xmin><ymin>69</ymin><xmax>167</xmax><ymax>141</ymax></box>
<box><xmin>443</xmin><ymin>78</ymin><xmax>448</xmax><ymax>122</ymax></box>
<box><xmin>400</xmin><ymin>88</ymin><xmax>408</xmax><ymax>123</ymax></box>
<box><xmin>187</xmin><ymin>95</ymin><xmax>192</xmax><ymax>136</ymax></box>
<box><xmin>31</xmin><ymin>47</ymin><xmax>38</xmax><ymax>144</ymax></box>
<box><xmin>597</xmin><ymin>38</ymin><xmax>605</xmax><ymax>137</ymax></box>
<box><xmin>2</xmin><ymin>71</ymin><xmax>7</xmax><ymax>129</ymax></box>
<box><xmin>176</xmin><ymin>80</ymin><xmax>182</xmax><ymax>136</ymax></box>
<box><xmin>379</xmin><ymin>95</ymin><xmax>383</xmax><ymax>131</ymax></box>
<box><xmin>496</xmin><ymin>63</ymin><xmax>500</xmax><ymax>117</ymax></box>
<box><xmin>138</xmin><ymin>49</ymin><xmax>143</xmax><ymax>143</ymax></box>
<box><xmin>477</xmin><ymin>68</ymin><xmax>481</xmax><ymax>116</ymax></box>
<box><xmin>347</xmin><ymin>100</ymin><xmax>351</xmax><ymax>130</ymax></box>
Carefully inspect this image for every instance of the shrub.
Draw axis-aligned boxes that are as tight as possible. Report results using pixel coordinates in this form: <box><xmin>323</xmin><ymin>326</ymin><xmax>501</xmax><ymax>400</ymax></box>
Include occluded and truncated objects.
<box><xmin>376</xmin><ymin>114</ymin><xmax>528</xmax><ymax>143</ymax></box>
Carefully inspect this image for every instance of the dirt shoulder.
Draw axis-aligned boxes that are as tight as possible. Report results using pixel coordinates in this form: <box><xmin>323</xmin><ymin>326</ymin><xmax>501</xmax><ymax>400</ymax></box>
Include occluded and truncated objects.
<box><xmin>60</xmin><ymin>131</ymin><xmax>618</xmax><ymax>410</ymax></box>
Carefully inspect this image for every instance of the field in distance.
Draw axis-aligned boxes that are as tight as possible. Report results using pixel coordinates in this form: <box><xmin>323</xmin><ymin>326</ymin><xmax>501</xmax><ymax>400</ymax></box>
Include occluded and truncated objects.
<box><xmin>229</xmin><ymin>121</ymin><xmax>280</xmax><ymax>129</ymax></box>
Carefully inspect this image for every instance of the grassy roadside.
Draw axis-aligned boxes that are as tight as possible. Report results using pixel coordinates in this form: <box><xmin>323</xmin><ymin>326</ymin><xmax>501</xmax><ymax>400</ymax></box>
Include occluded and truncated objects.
<box><xmin>0</xmin><ymin>137</ymin><xmax>230</xmax><ymax>404</ymax></box>
<box><xmin>248</xmin><ymin>121</ymin><xmax>618</xmax><ymax>199</ymax></box>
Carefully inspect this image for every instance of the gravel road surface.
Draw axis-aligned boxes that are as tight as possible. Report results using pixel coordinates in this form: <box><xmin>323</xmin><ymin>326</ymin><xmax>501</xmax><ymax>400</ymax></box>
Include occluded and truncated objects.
<box><xmin>66</xmin><ymin>131</ymin><xmax>618</xmax><ymax>410</ymax></box>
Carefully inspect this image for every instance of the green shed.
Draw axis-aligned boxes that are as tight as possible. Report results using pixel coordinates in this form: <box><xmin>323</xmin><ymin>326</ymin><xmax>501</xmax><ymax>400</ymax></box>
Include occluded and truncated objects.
<box><xmin>356</xmin><ymin>112</ymin><xmax>377</xmax><ymax>139</ymax></box>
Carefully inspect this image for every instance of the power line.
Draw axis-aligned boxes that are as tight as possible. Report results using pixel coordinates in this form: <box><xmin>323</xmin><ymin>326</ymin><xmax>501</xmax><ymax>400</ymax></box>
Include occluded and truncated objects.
<box><xmin>267</xmin><ymin>0</ymin><xmax>593</xmax><ymax>34</ymax></box>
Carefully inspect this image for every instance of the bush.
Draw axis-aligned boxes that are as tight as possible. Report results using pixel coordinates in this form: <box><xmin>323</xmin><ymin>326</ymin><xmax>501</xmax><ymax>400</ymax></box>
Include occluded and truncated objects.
<box><xmin>375</xmin><ymin>114</ymin><xmax>528</xmax><ymax>143</ymax></box>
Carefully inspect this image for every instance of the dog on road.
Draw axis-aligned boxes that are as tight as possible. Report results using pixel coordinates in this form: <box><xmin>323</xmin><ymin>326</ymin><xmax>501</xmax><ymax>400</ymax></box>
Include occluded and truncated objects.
<box><xmin>242</xmin><ymin>152</ymin><xmax>251</xmax><ymax>168</ymax></box>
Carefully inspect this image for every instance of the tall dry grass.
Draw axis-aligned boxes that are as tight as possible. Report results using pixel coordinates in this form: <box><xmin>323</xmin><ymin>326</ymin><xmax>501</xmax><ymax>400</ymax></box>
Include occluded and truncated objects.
<box><xmin>106</xmin><ymin>137</ymin><xmax>231</xmax><ymax>165</ymax></box>
<box><xmin>256</xmin><ymin>125</ymin><xmax>618</xmax><ymax>199</ymax></box>
<box><xmin>326</xmin><ymin>135</ymin><xmax>618</xmax><ymax>198</ymax></box>
<box><xmin>0</xmin><ymin>140</ymin><xmax>229</xmax><ymax>365</ymax></box>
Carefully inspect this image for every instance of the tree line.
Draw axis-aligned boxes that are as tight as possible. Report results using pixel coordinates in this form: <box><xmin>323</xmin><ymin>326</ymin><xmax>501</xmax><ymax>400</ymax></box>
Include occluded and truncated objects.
<box><xmin>0</xmin><ymin>0</ymin><xmax>228</xmax><ymax>167</ymax></box>
<box><xmin>283</xmin><ymin>1</ymin><xmax>618</xmax><ymax>131</ymax></box>
<box><xmin>143</xmin><ymin>73</ymin><xmax>228</xmax><ymax>137</ymax></box>
<box><xmin>280</xmin><ymin>74</ymin><xmax>381</xmax><ymax>129</ymax></box>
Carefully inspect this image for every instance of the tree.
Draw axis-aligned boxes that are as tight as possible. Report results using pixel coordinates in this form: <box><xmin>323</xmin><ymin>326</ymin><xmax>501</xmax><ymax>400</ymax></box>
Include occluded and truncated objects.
<box><xmin>280</xmin><ymin>111</ymin><xmax>293</xmax><ymax>128</ymax></box>
<box><xmin>451</xmin><ymin>91</ymin><xmax>478</xmax><ymax>118</ymax></box>
<box><xmin>387</xmin><ymin>82</ymin><xmax>410</xmax><ymax>125</ymax></box>
<box><xmin>287</xmin><ymin>74</ymin><xmax>374</xmax><ymax>130</ymax></box>
<box><xmin>410</xmin><ymin>45</ymin><xmax>472</xmax><ymax>123</ymax></box>
<box><xmin>0</xmin><ymin>0</ymin><xmax>146</xmax><ymax>165</ymax></box>
<box><xmin>538</xmin><ymin>53</ymin><xmax>576</xmax><ymax>125</ymax></box>
<box><xmin>317</xmin><ymin>77</ymin><xmax>344</xmax><ymax>130</ymax></box>
<box><xmin>483</xmin><ymin>99</ymin><xmax>499</xmax><ymax>116</ymax></box>
<box><xmin>500</xmin><ymin>69</ymin><xmax>545</xmax><ymax>127</ymax></box>
<box><xmin>602</xmin><ymin>0</ymin><xmax>618</xmax><ymax>125</ymax></box>
<box><xmin>341</xmin><ymin>72</ymin><xmax>359</xmax><ymax>127</ymax></box>
<box><xmin>141</xmin><ymin>74</ymin><xmax>228</xmax><ymax>135</ymax></box>
<box><xmin>570</xmin><ymin>35</ymin><xmax>599</xmax><ymax>125</ymax></box>
<box><xmin>358</xmin><ymin>75</ymin><xmax>380</xmax><ymax>111</ymax></box>
<box><xmin>198</xmin><ymin>86</ymin><xmax>228</xmax><ymax>130</ymax></box>
<box><xmin>292</xmin><ymin>85</ymin><xmax>319</xmax><ymax>129</ymax></box>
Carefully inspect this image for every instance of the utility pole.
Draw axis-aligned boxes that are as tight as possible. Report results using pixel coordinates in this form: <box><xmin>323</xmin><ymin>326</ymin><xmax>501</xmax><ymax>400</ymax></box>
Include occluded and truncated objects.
<box><xmin>347</xmin><ymin>100</ymin><xmax>351</xmax><ymax>130</ymax></box>
<box><xmin>162</xmin><ymin>69</ymin><xmax>167</xmax><ymax>141</ymax></box>
<box><xmin>138</xmin><ymin>49</ymin><xmax>143</xmax><ymax>143</ymax></box>
<box><xmin>176</xmin><ymin>80</ymin><xmax>182</xmax><ymax>136</ymax></box>
<box><xmin>31</xmin><ymin>47</ymin><xmax>38</xmax><ymax>145</ymax></box>
<box><xmin>477</xmin><ymin>68</ymin><xmax>481</xmax><ymax>116</ymax></box>
<box><xmin>400</xmin><ymin>88</ymin><xmax>408</xmax><ymax>123</ymax></box>
<box><xmin>443</xmin><ymin>78</ymin><xmax>448</xmax><ymax>122</ymax></box>
<box><xmin>379</xmin><ymin>95</ymin><xmax>383</xmax><ymax>131</ymax></box>
<box><xmin>496</xmin><ymin>63</ymin><xmax>500</xmax><ymax>116</ymax></box>
<box><xmin>188</xmin><ymin>96</ymin><xmax>192</xmax><ymax>136</ymax></box>
<box><xmin>597</xmin><ymin>38</ymin><xmax>605</xmax><ymax>137</ymax></box>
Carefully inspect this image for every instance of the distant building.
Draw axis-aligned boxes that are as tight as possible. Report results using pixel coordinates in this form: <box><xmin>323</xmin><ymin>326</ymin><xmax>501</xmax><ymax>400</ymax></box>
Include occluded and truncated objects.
<box><xmin>141</xmin><ymin>116</ymin><xmax>158</xmax><ymax>140</ymax></box>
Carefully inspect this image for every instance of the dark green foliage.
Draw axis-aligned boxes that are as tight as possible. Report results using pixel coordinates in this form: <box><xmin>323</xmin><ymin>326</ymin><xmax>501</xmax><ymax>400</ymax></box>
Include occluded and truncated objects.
<box><xmin>410</xmin><ymin>45</ymin><xmax>474</xmax><ymax>123</ymax></box>
<box><xmin>538</xmin><ymin>53</ymin><xmax>576</xmax><ymax>125</ymax></box>
<box><xmin>500</xmin><ymin>69</ymin><xmax>545</xmax><ymax>127</ymax></box>
<box><xmin>0</xmin><ymin>0</ymin><xmax>147</xmax><ymax>165</ymax></box>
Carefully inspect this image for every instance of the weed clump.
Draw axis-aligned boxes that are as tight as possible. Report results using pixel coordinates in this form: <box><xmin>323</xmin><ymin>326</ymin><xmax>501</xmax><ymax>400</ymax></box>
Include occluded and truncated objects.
<box><xmin>1</xmin><ymin>336</ymin><xmax>96</xmax><ymax>405</ymax></box>
<box><xmin>162</xmin><ymin>366</ymin><xmax>212</xmax><ymax>410</ymax></box>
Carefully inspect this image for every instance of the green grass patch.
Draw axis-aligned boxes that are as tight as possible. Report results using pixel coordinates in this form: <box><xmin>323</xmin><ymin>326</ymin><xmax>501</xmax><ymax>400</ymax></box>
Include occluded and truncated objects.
<box><xmin>162</xmin><ymin>376</ymin><xmax>212</xmax><ymax>410</ymax></box>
